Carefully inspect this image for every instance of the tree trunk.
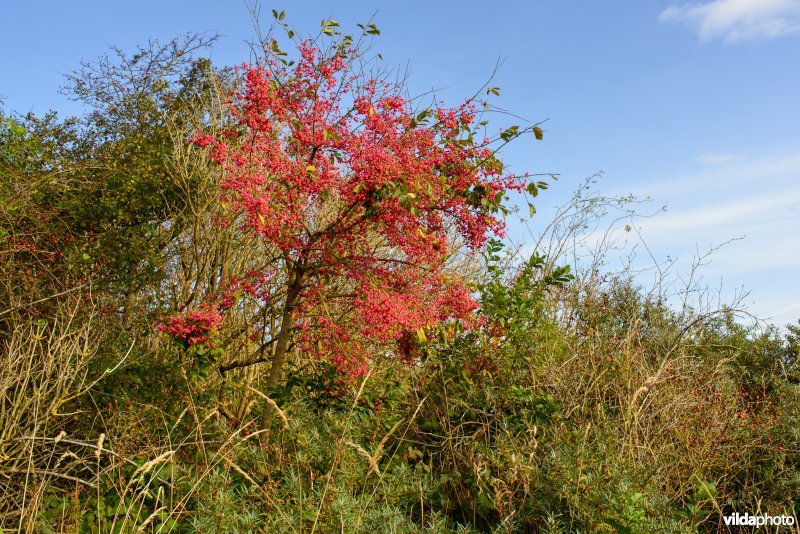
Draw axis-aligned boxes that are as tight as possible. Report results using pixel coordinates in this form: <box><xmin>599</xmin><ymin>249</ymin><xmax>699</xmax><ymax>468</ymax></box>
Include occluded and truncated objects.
<box><xmin>261</xmin><ymin>268</ymin><xmax>303</xmax><ymax>428</ymax></box>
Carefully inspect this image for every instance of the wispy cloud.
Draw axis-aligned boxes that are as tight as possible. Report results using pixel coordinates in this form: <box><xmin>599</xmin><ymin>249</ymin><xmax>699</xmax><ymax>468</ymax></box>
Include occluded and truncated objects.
<box><xmin>634</xmin><ymin>187</ymin><xmax>799</xmax><ymax>237</ymax></box>
<box><xmin>613</xmin><ymin>149</ymin><xmax>800</xmax><ymax>200</ymax></box>
<box><xmin>568</xmin><ymin>148</ymin><xmax>800</xmax><ymax>327</ymax></box>
<box><xmin>660</xmin><ymin>0</ymin><xmax>800</xmax><ymax>42</ymax></box>
<box><xmin>696</xmin><ymin>151</ymin><xmax>746</xmax><ymax>164</ymax></box>
<box><xmin>750</xmin><ymin>300</ymin><xmax>800</xmax><ymax>326</ymax></box>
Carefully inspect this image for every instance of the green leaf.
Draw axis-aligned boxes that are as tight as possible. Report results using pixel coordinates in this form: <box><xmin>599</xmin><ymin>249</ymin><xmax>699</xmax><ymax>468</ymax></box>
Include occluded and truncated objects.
<box><xmin>602</xmin><ymin>518</ymin><xmax>632</xmax><ymax>534</ymax></box>
<box><xmin>533</xmin><ymin>126</ymin><xmax>544</xmax><ymax>140</ymax></box>
<box><xmin>500</xmin><ymin>125</ymin><xmax>520</xmax><ymax>142</ymax></box>
<box><xmin>301</xmin><ymin>509</ymin><xmax>317</xmax><ymax>521</ymax></box>
<box><xmin>321</xmin><ymin>19</ymin><xmax>340</xmax><ymax>36</ymax></box>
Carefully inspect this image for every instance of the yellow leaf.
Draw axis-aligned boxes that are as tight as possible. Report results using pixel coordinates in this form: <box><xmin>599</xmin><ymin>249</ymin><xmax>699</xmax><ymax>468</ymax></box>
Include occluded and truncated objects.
<box><xmin>416</xmin><ymin>328</ymin><xmax>427</xmax><ymax>344</ymax></box>
<box><xmin>306</xmin><ymin>165</ymin><xmax>316</xmax><ymax>172</ymax></box>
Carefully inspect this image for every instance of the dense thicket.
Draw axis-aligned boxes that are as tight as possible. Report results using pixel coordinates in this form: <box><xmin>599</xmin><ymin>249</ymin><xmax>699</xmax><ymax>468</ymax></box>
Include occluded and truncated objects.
<box><xmin>1</xmin><ymin>21</ymin><xmax>798</xmax><ymax>533</ymax></box>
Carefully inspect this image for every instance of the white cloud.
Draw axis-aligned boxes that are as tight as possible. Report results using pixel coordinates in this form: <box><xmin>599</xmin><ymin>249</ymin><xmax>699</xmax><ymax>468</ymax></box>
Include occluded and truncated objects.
<box><xmin>633</xmin><ymin>187</ymin><xmax>800</xmax><ymax>242</ymax></box>
<box><xmin>660</xmin><ymin>0</ymin><xmax>800</xmax><ymax>42</ymax></box>
<box><xmin>613</xmin><ymin>149</ymin><xmax>800</xmax><ymax>200</ymax></box>
<box><xmin>562</xmin><ymin>148</ymin><xmax>800</xmax><ymax>327</ymax></box>
<box><xmin>696</xmin><ymin>151</ymin><xmax>746</xmax><ymax>164</ymax></box>
<box><xmin>750</xmin><ymin>301</ymin><xmax>800</xmax><ymax>325</ymax></box>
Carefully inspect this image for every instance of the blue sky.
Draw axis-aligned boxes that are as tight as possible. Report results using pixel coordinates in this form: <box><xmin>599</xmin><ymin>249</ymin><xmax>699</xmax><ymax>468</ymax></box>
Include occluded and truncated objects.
<box><xmin>2</xmin><ymin>1</ymin><xmax>798</xmax><ymax>327</ymax></box>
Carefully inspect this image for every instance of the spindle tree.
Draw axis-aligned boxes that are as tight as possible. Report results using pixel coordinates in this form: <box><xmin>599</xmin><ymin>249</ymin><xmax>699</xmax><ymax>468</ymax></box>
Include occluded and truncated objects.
<box><xmin>176</xmin><ymin>16</ymin><xmax>544</xmax><ymax>403</ymax></box>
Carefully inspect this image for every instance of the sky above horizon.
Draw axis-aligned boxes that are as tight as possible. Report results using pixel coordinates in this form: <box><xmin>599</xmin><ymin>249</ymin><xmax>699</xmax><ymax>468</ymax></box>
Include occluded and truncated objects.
<box><xmin>2</xmin><ymin>0</ymin><xmax>798</xmax><ymax>327</ymax></box>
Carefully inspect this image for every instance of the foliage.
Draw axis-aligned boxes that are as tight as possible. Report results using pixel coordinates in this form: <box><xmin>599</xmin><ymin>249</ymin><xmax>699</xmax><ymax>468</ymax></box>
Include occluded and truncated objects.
<box><xmin>1</xmin><ymin>13</ymin><xmax>798</xmax><ymax>534</ymax></box>
<box><xmin>190</xmin><ymin>25</ymin><xmax>544</xmax><ymax>394</ymax></box>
